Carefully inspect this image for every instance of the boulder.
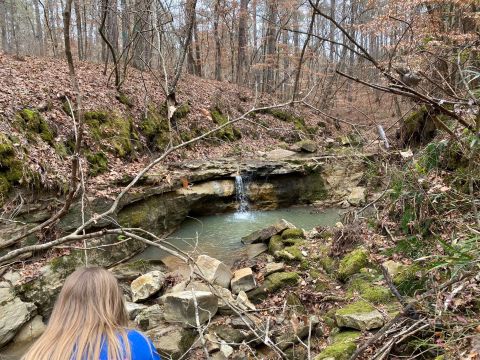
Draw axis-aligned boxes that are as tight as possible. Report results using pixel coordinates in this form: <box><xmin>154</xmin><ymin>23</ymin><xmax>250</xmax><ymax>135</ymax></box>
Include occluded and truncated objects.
<box><xmin>135</xmin><ymin>304</ymin><xmax>165</xmax><ymax>331</ymax></box>
<box><xmin>237</xmin><ymin>291</ymin><xmax>256</xmax><ymax>311</ymax></box>
<box><xmin>337</xmin><ymin>248</ymin><xmax>369</xmax><ymax>282</ymax></box>
<box><xmin>246</xmin><ymin>243</ymin><xmax>268</xmax><ymax>259</ymax></box>
<box><xmin>162</xmin><ymin>291</ymin><xmax>218</xmax><ymax>327</ymax></box>
<box><xmin>195</xmin><ymin>255</ymin><xmax>233</xmax><ymax>288</ymax></box>
<box><xmin>295</xmin><ymin>139</ymin><xmax>317</xmax><ymax>153</ymax></box>
<box><xmin>264</xmin><ymin>272</ymin><xmax>300</xmax><ymax>292</ymax></box>
<box><xmin>131</xmin><ymin>270</ymin><xmax>166</xmax><ymax>302</ymax></box>
<box><xmin>211</xmin><ymin>324</ymin><xmax>247</xmax><ymax>344</ymax></box>
<box><xmin>231</xmin><ymin>268</ymin><xmax>256</xmax><ymax>294</ymax></box>
<box><xmin>146</xmin><ymin>325</ymin><xmax>196</xmax><ymax>359</ymax></box>
<box><xmin>281</xmin><ymin>228</ymin><xmax>305</xmax><ymax>239</ymax></box>
<box><xmin>335</xmin><ymin>301</ymin><xmax>384</xmax><ymax>331</ymax></box>
<box><xmin>314</xmin><ymin>331</ymin><xmax>361</xmax><ymax>360</ymax></box>
<box><xmin>268</xmin><ymin>235</ymin><xmax>285</xmax><ymax>254</ymax></box>
<box><xmin>210</xmin><ymin>285</ymin><xmax>236</xmax><ymax>314</ymax></box>
<box><xmin>0</xmin><ymin>295</ymin><xmax>36</xmax><ymax>347</ymax></box>
<box><xmin>242</xmin><ymin>219</ymin><xmax>294</xmax><ymax>244</ymax></box>
<box><xmin>346</xmin><ymin>187</ymin><xmax>366</xmax><ymax>206</ymax></box>
<box><xmin>265</xmin><ymin>262</ymin><xmax>285</xmax><ymax>276</ymax></box>
<box><xmin>110</xmin><ymin>260</ymin><xmax>165</xmax><ymax>281</ymax></box>
<box><xmin>126</xmin><ymin>301</ymin><xmax>148</xmax><ymax>320</ymax></box>
<box><xmin>13</xmin><ymin>315</ymin><xmax>46</xmax><ymax>343</ymax></box>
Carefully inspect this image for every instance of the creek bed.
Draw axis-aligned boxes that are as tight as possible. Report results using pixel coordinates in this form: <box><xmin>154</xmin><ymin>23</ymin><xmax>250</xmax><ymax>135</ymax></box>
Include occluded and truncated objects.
<box><xmin>136</xmin><ymin>206</ymin><xmax>342</xmax><ymax>267</ymax></box>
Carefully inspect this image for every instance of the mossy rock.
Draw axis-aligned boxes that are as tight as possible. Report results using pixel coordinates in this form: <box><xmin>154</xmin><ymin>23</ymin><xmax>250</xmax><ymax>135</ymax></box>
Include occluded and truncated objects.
<box><xmin>16</xmin><ymin>108</ymin><xmax>55</xmax><ymax>144</ymax></box>
<box><xmin>274</xmin><ymin>244</ymin><xmax>304</xmax><ymax>261</ymax></box>
<box><xmin>85</xmin><ymin>110</ymin><xmax>135</xmax><ymax>158</ymax></box>
<box><xmin>85</xmin><ymin>150</ymin><xmax>109</xmax><ymax>176</ymax></box>
<box><xmin>283</xmin><ymin>237</ymin><xmax>304</xmax><ymax>246</ymax></box>
<box><xmin>314</xmin><ymin>331</ymin><xmax>361</xmax><ymax>360</ymax></box>
<box><xmin>347</xmin><ymin>273</ymin><xmax>393</xmax><ymax>304</ymax></box>
<box><xmin>116</xmin><ymin>92</ymin><xmax>133</xmax><ymax>107</ymax></box>
<box><xmin>268</xmin><ymin>235</ymin><xmax>285</xmax><ymax>254</ymax></box>
<box><xmin>286</xmin><ymin>293</ymin><xmax>306</xmax><ymax>314</ymax></box>
<box><xmin>172</xmin><ymin>103</ymin><xmax>190</xmax><ymax>121</ymax></box>
<box><xmin>322</xmin><ymin>308</ymin><xmax>338</xmax><ymax>329</ymax></box>
<box><xmin>393</xmin><ymin>263</ymin><xmax>425</xmax><ymax>296</ymax></box>
<box><xmin>210</xmin><ymin>324</ymin><xmax>246</xmax><ymax>343</ymax></box>
<box><xmin>264</xmin><ymin>271</ymin><xmax>300</xmax><ymax>292</ymax></box>
<box><xmin>258</xmin><ymin>108</ymin><xmax>307</xmax><ymax>134</ymax></box>
<box><xmin>210</xmin><ymin>106</ymin><xmax>241</xmax><ymax>141</ymax></box>
<box><xmin>0</xmin><ymin>134</ymin><xmax>24</xmax><ymax>201</ymax></box>
<box><xmin>337</xmin><ymin>248</ymin><xmax>369</xmax><ymax>282</ymax></box>
<box><xmin>281</xmin><ymin>228</ymin><xmax>305</xmax><ymax>239</ymax></box>
<box><xmin>140</xmin><ymin>106</ymin><xmax>171</xmax><ymax>150</ymax></box>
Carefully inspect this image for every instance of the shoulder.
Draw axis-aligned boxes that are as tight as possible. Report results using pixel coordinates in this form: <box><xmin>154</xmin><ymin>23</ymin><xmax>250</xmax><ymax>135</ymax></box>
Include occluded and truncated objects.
<box><xmin>127</xmin><ymin>329</ymin><xmax>161</xmax><ymax>360</ymax></box>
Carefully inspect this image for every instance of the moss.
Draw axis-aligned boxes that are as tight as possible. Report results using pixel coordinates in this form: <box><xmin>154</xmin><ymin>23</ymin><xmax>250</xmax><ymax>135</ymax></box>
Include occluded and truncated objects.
<box><xmin>393</xmin><ymin>263</ymin><xmax>425</xmax><ymax>296</ymax></box>
<box><xmin>259</xmin><ymin>108</ymin><xmax>307</xmax><ymax>133</ymax></box>
<box><xmin>85</xmin><ymin>110</ymin><xmax>135</xmax><ymax>158</ymax></box>
<box><xmin>322</xmin><ymin>308</ymin><xmax>338</xmax><ymax>328</ymax></box>
<box><xmin>264</xmin><ymin>271</ymin><xmax>300</xmax><ymax>292</ymax></box>
<box><xmin>337</xmin><ymin>248</ymin><xmax>369</xmax><ymax>282</ymax></box>
<box><xmin>85</xmin><ymin>150</ymin><xmax>109</xmax><ymax>176</ymax></box>
<box><xmin>49</xmin><ymin>253</ymin><xmax>83</xmax><ymax>275</ymax></box>
<box><xmin>299</xmin><ymin>259</ymin><xmax>310</xmax><ymax>270</ymax></box>
<box><xmin>54</xmin><ymin>142</ymin><xmax>69</xmax><ymax>158</ymax></box>
<box><xmin>347</xmin><ymin>274</ymin><xmax>392</xmax><ymax>304</ymax></box>
<box><xmin>140</xmin><ymin>106</ymin><xmax>171</xmax><ymax>150</ymax></box>
<box><xmin>268</xmin><ymin>235</ymin><xmax>285</xmax><ymax>254</ymax></box>
<box><xmin>319</xmin><ymin>256</ymin><xmax>336</xmax><ymax>274</ymax></box>
<box><xmin>17</xmin><ymin>109</ymin><xmax>55</xmax><ymax>144</ymax></box>
<box><xmin>275</xmin><ymin>244</ymin><xmax>303</xmax><ymax>261</ymax></box>
<box><xmin>336</xmin><ymin>301</ymin><xmax>375</xmax><ymax>316</ymax></box>
<box><xmin>283</xmin><ymin>237</ymin><xmax>304</xmax><ymax>246</ymax></box>
<box><xmin>172</xmin><ymin>103</ymin><xmax>190</xmax><ymax>121</ymax></box>
<box><xmin>210</xmin><ymin>106</ymin><xmax>241</xmax><ymax>141</ymax></box>
<box><xmin>314</xmin><ymin>331</ymin><xmax>361</xmax><ymax>360</ymax></box>
<box><xmin>282</xmin><ymin>228</ymin><xmax>305</xmax><ymax>239</ymax></box>
<box><xmin>116</xmin><ymin>92</ymin><xmax>133</xmax><ymax>107</ymax></box>
<box><xmin>0</xmin><ymin>134</ymin><xmax>23</xmax><ymax>201</ymax></box>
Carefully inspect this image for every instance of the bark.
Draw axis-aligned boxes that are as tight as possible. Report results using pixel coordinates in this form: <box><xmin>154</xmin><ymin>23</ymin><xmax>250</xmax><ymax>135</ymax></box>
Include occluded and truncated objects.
<box><xmin>213</xmin><ymin>0</ymin><xmax>222</xmax><ymax>81</ymax></box>
<box><xmin>263</xmin><ymin>0</ymin><xmax>277</xmax><ymax>93</ymax></box>
<box><xmin>74</xmin><ymin>0</ymin><xmax>83</xmax><ymax>59</ymax></box>
<box><xmin>236</xmin><ymin>0</ymin><xmax>248</xmax><ymax>84</ymax></box>
<box><xmin>34</xmin><ymin>0</ymin><xmax>44</xmax><ymax>55</ymax></box>
<box><xmin>0</xmin><ymin>0</ymin><xmax>9</xmax><ymax>52</ymax></box>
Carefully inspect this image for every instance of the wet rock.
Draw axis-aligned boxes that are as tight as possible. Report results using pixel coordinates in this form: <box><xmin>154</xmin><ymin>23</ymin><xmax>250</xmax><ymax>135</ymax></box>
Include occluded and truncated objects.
<box><xmin>13</xmin><ymin>315</ymin><xmax>46</xmax><ymax>344</ymax></box>
<box><xmin>161</xmin><ymin>291</ymin><xmax>218</xmax><ymax>327</ymax></box>
<box><xmin>265</xmin><ymin>262</ymin><xmax>285</xmax><ymax>276</ymax></box>
<box><xmin>131</xmin><ymin>270</ymin><xmax>166</xmax><ymax>302</ymax></box>
<box><xmin>146</xmin><ymin>325</ymin><xmax>196</xmax><ymax>359</ymax></box>
<box><xmin>135</xmin><ymin>304</ymin><xmax>164</xmax><ymax>331</ymax></box>
<box><xmin>264</xmin><ymin>272</ymin><xmax>300</xmax><ymax>292</ymax></box>
<box><xmin>346</xmin><ymin>187</ymin><xmax>366</xmax><ymax>206</ymax></box>
<box><xmin>231</xmin><ymin>268</ymin><xmax>256</xmax><ymax>294</ymax></box>
<box><xmin>126</xmin><ymin>301</ymin><xmax>148</xmax><ymax>320</ymax></box>
<box><xmin>335</xmin><ymin>301</ymin><xmax>384</xmax><ymax>331</ymax></box>
<box><xmin>246</xmin><ymin>243</ymin><xmax>268</xmax><ymax>259</ymax></box>
<box><xmin>195</xmin><ymin>255</ymin><xmax>233</xmax><ymax>288</ymax></box>
<box><xmin>0</xmin><ymin>294</ymin><xmax>36</xmax><ymax>347</ymax></box>
<box><xmin>242</xmin><ymin>219</ymin><xmax>294</xmax><ymax>244</ymax></box>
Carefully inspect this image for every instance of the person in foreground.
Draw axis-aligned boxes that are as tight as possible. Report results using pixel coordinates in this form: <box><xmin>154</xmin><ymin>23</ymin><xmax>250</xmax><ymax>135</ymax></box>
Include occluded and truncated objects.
<box><xmin>22</xmin><ymin>266</ymin><xmax>161</xmax><ymax>360</ymax></box>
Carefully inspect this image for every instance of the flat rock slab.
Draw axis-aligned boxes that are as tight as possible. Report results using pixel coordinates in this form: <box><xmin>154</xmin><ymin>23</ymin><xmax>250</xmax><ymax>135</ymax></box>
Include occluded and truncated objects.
<box><xmin>265</xmin><ymin>262</ymin><xmax>285</xmax><ymax>276</ymax></box>
<box><xmin>335</xmin><ymin>301</ymin><xmax>384</xmax><ymax>331</ymax></box>
<box><xmin>231</xmin><ymin>268</ymin><xmax>256</xmax><ymax>294</ymax></box>
<box><xmin>131</xmin><ymin>270</ymin><xmax>166</xmax><ymax>302</ymax></box>
<box><xmin>246</xmin><ymin>243</ymin><xmax>268</xmax><ymax>259</ymax></box>
<box><xmin>162</xmin><ymin>290</ymin><xmax>218</xmax><ymax>327</ymax></box>
<box><xmin>195</xmin><ymin>255</ymin><xmax>233</xmax><ymax>288</ymax></box>
<box><xmin>241</xmin><ymin>219</ymin><xmax>294</xmax><ymax>244</ymax></box>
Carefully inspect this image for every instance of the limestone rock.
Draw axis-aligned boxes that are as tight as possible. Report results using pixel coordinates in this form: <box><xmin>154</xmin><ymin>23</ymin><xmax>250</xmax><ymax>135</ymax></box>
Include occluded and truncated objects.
<box><xmin>210</xmin><ymin>285</ymin><xmax>236</xmax><ymax>314</ymax></box>
<box><xmin>242</xmin><ymin>219</ymin><xmax>294</xmax><ymax>244</ymax></box>
<box><xmin>110</xmin><ymin>260</ymin><xmax>165</xmax><ymax>281</ymax></box>
<box><xmin>231</xmin><ymin>268</ymin><xmax>256</xmax><ymax>294</ymax></box>
<box><xmin>162</xmin><ymin>291</ymin><xmax>218</xmax><ymax>327</ymax></box>
<box><xmin>126</xmin><ymin>301</ymin><xmax>148</xmax><ymax>320</ymax></box>
<box><xmin>237</xmin><ymin>291</ymin><xmax>256</xmax><ymax>311</ymax></box>
<box><xmin>220</xmin><ymin>341</ymin><xmax>234</xmax><ymax>358</ymax></box>
<box><xmin>337</xmin><ymin>248</ymin><xmax>369</xmax><ymax>282</ymax></box>
<box><xmin>264</xmin><ymin>272</ymin><xmax>300</xmax><ymax>292</ymax></box>
<box><xmin>265</xmin><ymin>262</ymin><xmax>285</xmax><ymax>276</ymax></box>
<box><xmin>211</xmin><ymin>324</ymin><xmax>247</xmax><ymax>343</ymax></box>
<box><xmin>195</xmin><ymin>255</ymin><xmax>233</xmax><ymax>288</ymax></box>
<box><xmin>314</xmin><ymin>331</ymin><xmax>361</xmax><ymax>360</ymax></box>
<box><xmin>13</xmin><ymin>315</ymin><xmax>46</xmax><ymax>343</ymax></box>
<box><xmin>246</xmin><ymin>243</ymin><xmax>268</xmax><ymax>259</ymax></box>
<box><xmin>295</xmin><ymin>139</ymin><xmax>317</xmax><ymax>153</ymax></box>
<box><xmin>265</xmin><ymin>149</ymin><xmax>297</xmax><ymax>160</ymax></box>
<box><xmin>147</xmin><ymin>325</ymin><xmax>196</xmax><ymax>359</ymax></box>
<box><xmin>335</xmin><ymin>301</ymin><xmax>384</xmax><ymax>331</ymax></box>
<box><xmin>346</xmin><ymin>187</ymin><xmax>366</xmax><ymax>206</ymax></box>
<box><xmin>281</xmin><ymin>228</ymin><xmax>305</xmax><ymax>239</ymax></box>
<box><xmin>131</xmin><ymin>270</ymin><xmax>166</xmax><ymax>302</ymax></box>
<box><xmin>135</xmin><ymin>304</ymin><xmax>164</xmax><ymax>330</ymax></box>
<box><xmin>0</xmin><ymin>295</ymin><xmax>36</xmax><ymax>347</ymax></box>
<box><xmin>382</xmin><ymin>260</ymin><xmax>404</xmax><ymax>278</ymax></box>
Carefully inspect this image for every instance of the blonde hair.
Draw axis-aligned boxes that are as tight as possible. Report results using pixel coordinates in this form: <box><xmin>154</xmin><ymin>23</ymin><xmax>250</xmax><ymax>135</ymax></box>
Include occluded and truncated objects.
<box><xmin>23</xmin><ymin>266</ymin><xmax>131</xmax><ymax>360</ymax></box>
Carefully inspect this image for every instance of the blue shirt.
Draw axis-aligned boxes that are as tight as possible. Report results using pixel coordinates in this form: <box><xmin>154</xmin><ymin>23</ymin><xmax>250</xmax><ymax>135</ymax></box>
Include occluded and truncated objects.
<box><xmin>99</xmin><ymin>330</ymin><xmax>161</xmax><ymax>360</ymax></box>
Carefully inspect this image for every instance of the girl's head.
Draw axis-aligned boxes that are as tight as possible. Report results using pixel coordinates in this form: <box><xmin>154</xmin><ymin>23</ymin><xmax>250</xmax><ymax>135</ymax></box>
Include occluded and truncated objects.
<box><xmin>23</xmin><ymin>266</ymin><xmax>130</xmax><ymax>360</ymax></box>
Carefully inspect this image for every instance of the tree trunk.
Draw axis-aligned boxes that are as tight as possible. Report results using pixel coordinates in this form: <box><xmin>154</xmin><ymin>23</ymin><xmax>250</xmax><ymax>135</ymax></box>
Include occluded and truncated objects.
<box><xmin>74</xmin><ymin>0</ymin><xmax>83</xmax><ymax>59</ymax></box>
<box><xmin>34</xmin><ymin>0</ymin><xmax>45</xmax><ymax>55</ymax></box>
<box><xmin>0</xmin><ymin>0</ymin><xmax>9</xmax><ymax>52</ymax></box>
<box><xmin>213</xmin><ymin>0</ymin><xmax>222</xmax><ymax>81</ymax></box>
<box><xmin>263</xmin><ymin>0</ymin><xmax>277</xmax><ymax>93</ymax></box>
<box><xmin>236</xmin><ymin>0</ymin><xmax>248</xmax><ymax>84</ymax></box>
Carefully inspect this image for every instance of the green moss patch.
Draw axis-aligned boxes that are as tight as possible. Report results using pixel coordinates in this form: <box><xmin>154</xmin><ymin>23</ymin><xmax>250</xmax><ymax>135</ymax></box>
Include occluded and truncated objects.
<box><xmin>0</xmin><ymin>134</ymin><xmax>23</xmax><ymax>201</ymax></box>
<box><xmin>268</xmin><ymin>235</ymin><xmax>284</xmax><ymax>254</ymax></box>
<box><xmin>210</xmin><ymin>106</ymin><xmax>241</xmax><ymax>141</ymax></box>
<box><xmin>347</xmin><ymin>273</ymin><xmax>393</xmax><ymax>304</ymax></box>
<box><xmin>314</xmin><ymin>331</ymin><xmax>361</xmax><ymax>360</ymax></box>
<box><xmin>393</xmin><ymin>263</ymin><xmax>425</xmax><ymax>296</ymax></box>
<box><xmin>16</xmin><ymin>108</ymin><xmax>55</xmax><ymax>145</ymax></box>
<box><xmin>85</xmin><ymin>150</ymin><xmax>109</xmax><ymax>176</ymax></box>
<box><xmin>264</xmin><ymin>271</ymin><xmax>300</xmax><ymax>292</ymax></box>
<box><xmin>282</xmin><ymin>228</ymin><xmax>305</xmax><ymax>239</ymax></box>
<box><xmin>337</xmin><ymin>248</ymin><xmax>369</xmax><ymax>282</ymax></box>
<box><xmin>258</xmin><ymin>108</ymin><xmax>307</xmax><ymax>133</ymax></box>
<box><xmin>140</xmin><ymin>106</ymin><xmax>171</xmax><ymax>150</ymax></box>
<box><xmin>274</xmin><ymin>244</ymin><xmax>304</xmax><ymax>261</ymax></box>
<box><xmin>85</xmin><ymin>110</ymin><xmax>135</xmax><ymax>158</ymax></box>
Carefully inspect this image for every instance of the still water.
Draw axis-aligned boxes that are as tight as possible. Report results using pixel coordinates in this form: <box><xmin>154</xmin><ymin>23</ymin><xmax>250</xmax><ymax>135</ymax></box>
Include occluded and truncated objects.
<box><xmin>137</xmin><ymin>206</ymin><xmax>342</xmax><ymax>266</ymax></box>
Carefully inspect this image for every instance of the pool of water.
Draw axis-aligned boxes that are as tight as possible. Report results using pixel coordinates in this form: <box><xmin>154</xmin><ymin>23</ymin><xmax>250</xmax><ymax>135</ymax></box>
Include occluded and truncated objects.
<box><xmin>137</xmin><ymin>206</ymin><xmax>342</xmax><ymax>267</ymax></box>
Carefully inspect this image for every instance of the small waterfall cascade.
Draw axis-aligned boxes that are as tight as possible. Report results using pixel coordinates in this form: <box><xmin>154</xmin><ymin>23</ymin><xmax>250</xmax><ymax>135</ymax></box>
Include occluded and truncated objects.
<box><xmin>234</xmin><ymin>174</ymin><xmax>249</xmax><ymax>213</ymax></box>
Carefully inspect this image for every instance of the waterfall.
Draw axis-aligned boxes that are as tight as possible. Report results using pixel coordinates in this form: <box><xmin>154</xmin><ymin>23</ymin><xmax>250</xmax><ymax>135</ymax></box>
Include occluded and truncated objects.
<box><xmin>234</xmin><ymin>175</ymin><xmax>249</xmax><ymax>213</ymax></box>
